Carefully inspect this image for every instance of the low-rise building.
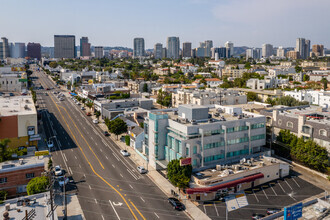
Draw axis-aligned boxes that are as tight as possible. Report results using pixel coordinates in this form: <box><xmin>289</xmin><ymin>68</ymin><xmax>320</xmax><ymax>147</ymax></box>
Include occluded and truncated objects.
<box><xmin>129</xmin><ymin>126</ymin><xmax>144</xmax><ymax>151</ymax></box>
<box><xmin>0</xmin><ymin>155</ymin><xmax>46</xmax><ymax>197</ymax></box>
<box><xmin>0</xmin><ymin>96</ymin><xmax>39</xmax><ymax>149</ymax></box>
<box><xmin>0</xmin><ymin>73</ymin><xmax>28</xmax><ymax>92</ymax></box>
<box><xmin>246</xmin><ymin>77</ymin><xmax>289</xmax><ymax>90</ymax></box>
<box><xmin>221</xmin><ymin>67</ymin><xmax>247</xmax><ymax>79</ymax></box>
<box><xmin>144</xmin><ymin>104</ymin><xmax>267</xmax><ymax>170</ymax></box>
<box><xmin>284</xmin><ymin>90</ymin><xmax>330</xmax><ymax>107</ymax></box>
<box><xmin>230</xmin><ymin>88</ymin><xmax>283</xmax><ymax>102</ymax></box>
<box><xmin>192</xmin><ymin>78</ymin><xmax>222</xmax><ymax>87</ymax></box>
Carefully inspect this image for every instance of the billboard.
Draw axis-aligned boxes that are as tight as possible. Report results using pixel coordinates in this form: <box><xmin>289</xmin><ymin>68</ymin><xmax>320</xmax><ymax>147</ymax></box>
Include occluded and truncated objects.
<box><xmin>35</xmin><ymin>150</ymin><xmax>49</xmax><ymax>156</ymax></box>
<box><xmin>11</xmin><ymin>67</ymin><xmax>26</xmax><ymax>72</ymax></box>
<box><xmin>180</xmin><ymin>158</ymin><xmax>192</xmax><ymax>166</ymax></box>
<box><xmin>284</xmin><ymin>202</ymin><xmax>303</xmax><ymax>220</ymax></box>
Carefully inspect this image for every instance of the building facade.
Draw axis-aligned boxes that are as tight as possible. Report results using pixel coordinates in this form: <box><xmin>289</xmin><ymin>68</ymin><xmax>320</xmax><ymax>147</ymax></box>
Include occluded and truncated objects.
<box><xmin>94</xmin><ymin>46</ymin><xmax>104</xmax><ymax>58</ymax></box>
<box><xmin>1</xmin><ymin>37</ymin><xmax>10</xmax><ymax>59</ymax></box>
<box><xmin>262</xmin><ymin>44</ymin><xmax>273</xmax><ymax>58</ymax></box>
<box><xmin>182</xmin><ymin>42</ymin><xmax>192</xmax><ymax>58</ymax></box>
<box><xmin>133</xmin><ymin>38</ymin><xmax>145</xmax><ymax>58</ymax></box>
<box><xmin>80</xmin><ymin>37</ymin><xmax>91</xmax><ymax>57</ymax></box>
<box><xmin>27</xmin><ymin>43</ymin><xmax>41</xmax><ymax>60</ymax></box>
<box><xmin>166</xmin><ymin>37</ymin><xmax>180</xmax><ymax>59</ymax></box>
<box><xmin>154</xmin><ymin>43</ymin><xmax>163</xmax><ymax>59</ymax></box>
<box><xmin>54</xmin><ymin>35</ymin><xmax>76</xmax><ymax>58</ymax></box>
<box><xmin>225</xmin><ymin>41</ymin><xmax>234</xmax><ymax>58</ymax></box>
<box><xmin>11</xmin><ymin>43</ymin><xmax>25</xmax><ymax>58</ymax></box>
<box><xmin>296</xmin><ymin>38</ymin><xmax>310</xmax><ymax>59</ymax></box>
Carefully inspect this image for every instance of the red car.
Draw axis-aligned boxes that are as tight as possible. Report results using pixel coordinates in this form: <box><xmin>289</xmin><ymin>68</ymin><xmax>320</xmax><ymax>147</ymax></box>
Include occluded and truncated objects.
<box><xmin>86</xmin><ymin>112</ymin><xmax>92</xmax><ymax>116</ymax></box>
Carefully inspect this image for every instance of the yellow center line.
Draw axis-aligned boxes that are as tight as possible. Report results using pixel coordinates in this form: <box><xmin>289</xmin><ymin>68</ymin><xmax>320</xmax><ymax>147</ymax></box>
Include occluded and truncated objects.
<box><xmin>130</xmin><ymin>200</ymin><xmax>147</xmax><ymax>220</ymax></box>
<box><xmin>46</xmin><ymin>85</ymin><xmax>142</xmax><ymax>220</ymax></box>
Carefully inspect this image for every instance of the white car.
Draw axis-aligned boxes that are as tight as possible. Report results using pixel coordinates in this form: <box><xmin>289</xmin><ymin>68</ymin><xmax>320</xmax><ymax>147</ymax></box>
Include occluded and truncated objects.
<box><xmin>137</xmin><ymin>166</ymin><xmax>147</xmax><ymax>174</ymax></box>
<box><xmin>93</xmin><ymin>119</ymin><xmax>99</xmax><ymax>124</ymax></box>
<box><xmin>47</xmin><ymin>140</ymin><xmax>54</xmax><ymax>148</ymax></box>
<box><xmin>120</xmin><ymin>150</ymin><xmax>130</xmax><ymax>157</ymax></box>
<box><xmin>59</xmin><ymin>97</ymin><xmax>64</xmax><ymax>101</ymax></box>
<box><xmin>54</xmin><ymin>165</ymin><xmax>63</xmax><ymax>176</ymax></box>
<box><xmin>58</xmin><ymin>176</ymin><xmax>69</xmax><ymax>187</ymax></box>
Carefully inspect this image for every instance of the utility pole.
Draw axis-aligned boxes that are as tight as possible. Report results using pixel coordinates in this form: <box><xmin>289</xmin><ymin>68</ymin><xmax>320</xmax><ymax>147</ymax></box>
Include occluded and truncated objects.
<box><xmin>63</xmin><ymin>178</ymin><xmax>67</xmax><ymax>220</ymax></box>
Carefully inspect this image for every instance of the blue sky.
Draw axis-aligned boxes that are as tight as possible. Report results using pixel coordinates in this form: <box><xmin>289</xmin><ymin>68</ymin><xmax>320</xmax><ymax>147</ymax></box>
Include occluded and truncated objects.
<box><xmin>1</xmin><ymin>0</ymin><xmax>329</xmax><ymax>48</ymax></box>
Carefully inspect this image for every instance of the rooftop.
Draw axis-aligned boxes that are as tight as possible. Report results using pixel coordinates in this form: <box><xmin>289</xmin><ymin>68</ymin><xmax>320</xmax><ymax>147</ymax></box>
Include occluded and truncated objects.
<box><xmin>0</xmin><ymin>96</ymin><xmax>36</xmax><ymax>117</ymax></box>
<box><xmin>0</xmin><ymin>155</ymin><xmax>45</xmax><ymax>174</ymax></box>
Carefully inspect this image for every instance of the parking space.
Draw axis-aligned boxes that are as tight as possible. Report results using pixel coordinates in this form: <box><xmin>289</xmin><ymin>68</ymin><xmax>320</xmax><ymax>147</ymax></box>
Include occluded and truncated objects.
<box><xmin>198</xmin><ymin>175</ymin><xmax>324</xmax><ymax>219</ymax></box>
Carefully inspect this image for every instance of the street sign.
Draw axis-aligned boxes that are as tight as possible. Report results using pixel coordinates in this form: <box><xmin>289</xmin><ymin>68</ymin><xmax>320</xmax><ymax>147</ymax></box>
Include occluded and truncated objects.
<box><xmin>284</xmin><ymin>202</ymin><xmax>303</xmax><ymax>220</ymax></box>
<box><xmin>180</xmin><ymin>158</ymin><xmax>192</xmax><ymax>166</ymax></box>
<box><xmin>35</xmin><ymin>150</ymin><xmax>49</xmax><ymax>156</ymax></box>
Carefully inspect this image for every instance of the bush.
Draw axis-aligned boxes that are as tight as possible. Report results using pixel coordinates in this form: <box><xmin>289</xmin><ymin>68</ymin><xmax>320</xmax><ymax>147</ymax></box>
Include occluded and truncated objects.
<box><xmin>167</xmin><ymin>159</ymin><xmax>192</xmax><ymax>189</ymax></box>
<box><xmin>0</xmin><ymin>191</ymin><xmax>8</xmax><ymax>203</ymax></box>
<box><xmin>125</xmin><ymin>135</ymin><xmax>130</xmax><ymax>146</ymax></box>
<box><xmin>27</xmin><ymin>176</ymin><xmax>49</xmax><ymax>195</ymax></box>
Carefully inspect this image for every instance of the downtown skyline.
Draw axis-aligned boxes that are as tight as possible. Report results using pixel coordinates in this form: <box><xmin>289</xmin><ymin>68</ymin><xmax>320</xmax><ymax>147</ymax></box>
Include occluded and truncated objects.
<box><xmin>1</xmin><ymin>0</ymin><xmax>329</xmax><ymax>48</ymax></box>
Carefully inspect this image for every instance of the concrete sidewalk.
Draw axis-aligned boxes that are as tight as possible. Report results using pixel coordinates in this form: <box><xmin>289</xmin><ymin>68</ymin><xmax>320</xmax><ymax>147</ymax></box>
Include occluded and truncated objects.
<box><xmin>97</xmin><ymin>122</ymin><xmax>210</xmax><ymax>220</ymax></box>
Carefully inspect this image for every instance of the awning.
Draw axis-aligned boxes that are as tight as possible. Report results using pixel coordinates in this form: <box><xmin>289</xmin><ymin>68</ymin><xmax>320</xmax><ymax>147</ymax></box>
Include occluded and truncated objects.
<box><xmin>186</xmin><ymin>173</ymin><xmax>264</xmax><ymax>194</ymax></box>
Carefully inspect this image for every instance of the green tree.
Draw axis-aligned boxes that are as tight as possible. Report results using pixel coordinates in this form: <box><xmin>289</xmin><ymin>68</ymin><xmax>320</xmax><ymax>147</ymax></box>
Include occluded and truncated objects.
<box><xmin>109</xmin><ymin>118</ymin><xmax>128</xmax><ymax>140</ymax></box>
<box><xmin>276</xmin><ymin>96</ymin><xmax>308</xmax><ymax>106</ymax></box>
<box><xmin>125</xmin><ymin>135</ymin><xmax>130</xmax><ymax>146</ymax></box>
<box><xmin>265</xmin><ymin>97</ymin><xmax>276</xmax><ymax>106</ymax></box>
<box><xmin>48</xmin><ymin>158</ymin><xmax>53</xmax><ymax>170</ymax></box>
<box><xmin>86</xmin><ymin>102</ymin><xmax>93</xmax><ymax>109</ymax></box>
<box><xmin>246</xmin><ymin>92</ymin><xmax>258</xmax><ymax>101</ymax></box>
<box><xmin>139</xmin><ymin>122</ymin><xmax>144</xmax><ymax>128</ymax></box>
<box><xmin>167</xmin><ymin>159</ymin><xmax>192</xmax><ymax>189</ymax></box>
<box><xmin>142</xmin><ymin>83</ymin><xmax>149</xmax><ymax>93</ymax></box>
<box><xmin>303</xmin><ymin>75</ymin><xmax>310</xmax><ymax>82</ymax></box>
<box><xmin>321</xmin><ymin>78</ymin><xmax>328</xmax><ymax>90</ymax></box>
<box><xmin>295</xmin><ymin>65</ymin><xmax>302</xmax><ymax>73</ymax></box>
<box><xmin>0</xmin><ymin>139</ymin><xmax>10</xmax><ymax>162</ymax></box>
<box><xmin>27</xmin><ymin>176</ymin><xmax>49</xmax><ymax>195</ymax></box>
<box><xmin>95</xmin><ymin>110</ymin><xmax>101</xmax><ymax>119</ymax></box>
<box><xmin>0</xmin><ymin>191</ymin><xmax>8</xmax><ymax>203</ymax></box>
<box><xmin>157</xmin><ymin>89</ymin><xmax>172</xmax><ymax>107</ymax></box>
<box><xmin>49</xmin><ymin>62</ymin><xmax>58</xmax><ymax>69</ymax></box>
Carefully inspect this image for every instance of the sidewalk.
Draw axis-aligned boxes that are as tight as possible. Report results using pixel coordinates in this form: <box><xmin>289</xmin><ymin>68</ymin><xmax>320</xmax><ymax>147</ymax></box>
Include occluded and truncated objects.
<box><xmin>97</xmin><ymin>122</ymin><xmax>210</xmax><ymax>220</ymax></box>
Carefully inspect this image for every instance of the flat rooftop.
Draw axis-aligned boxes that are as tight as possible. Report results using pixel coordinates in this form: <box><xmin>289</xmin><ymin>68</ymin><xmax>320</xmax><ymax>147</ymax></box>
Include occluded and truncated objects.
<box><xmin>0</xmin><ymin>96</ymin><xmax>36</xmax><ymax>117</ymax></box>
<box><xmin>0</xmin><ymin>156</ymin><xmax>45</xmax><ymax>174</ymax></box>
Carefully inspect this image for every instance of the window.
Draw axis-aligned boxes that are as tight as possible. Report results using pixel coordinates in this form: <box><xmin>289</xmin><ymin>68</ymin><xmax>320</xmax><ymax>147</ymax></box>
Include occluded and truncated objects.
<box><xmin>193</xmin><ymin>146</ymin><xmax>197</xmax><ymax>154</ymax></box>
<box><xmin>286</xmin><ymin>121</ymin><xmax>293</xmax><ymax>128</ymax></box>
<box><xmin>251</xmin><ymin>134</ymin><xmax>265</xmax><ymax>141</ymax></box>
<box><xmin>26</xmin><ymin>173</ymin><xmax>35</xmax><ymax>179</ymax></box>
<box><xmin>251</xmin><ymin>123</ymin><xmax>265</xmax><ymax>129</ymax></box>
<box><xmin>186</xmin><ymin>147</ymin><xmax>189</xmax><ymax>156</ymax></box>
<box><xmin>0</xmin><ymin>177</ymin><xmax>7</xmax><ymax>183</ymax></box>
<box><xmin>278</xmin><ymin>119</ymin><xmax>282</xmax><ymax>125</ymax></box>
<box><xmin>319</xmin><ymin>129</ymin><xmax>327</xmax><ymax>137</ymax></box>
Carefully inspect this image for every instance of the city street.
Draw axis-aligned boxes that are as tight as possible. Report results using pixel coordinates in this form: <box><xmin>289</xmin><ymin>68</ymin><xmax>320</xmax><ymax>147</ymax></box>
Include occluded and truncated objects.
<box><xmin>32</xmin><ymin>67</ymin><xmax>188</xmax><ymax>220</ymax></box>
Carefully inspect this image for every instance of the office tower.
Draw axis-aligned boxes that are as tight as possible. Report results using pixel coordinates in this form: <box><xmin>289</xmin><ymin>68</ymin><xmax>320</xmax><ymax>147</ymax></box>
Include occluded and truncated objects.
<box><xmin>166</xmin><ymin>37</ymin><xmax>180</xmax><ymax>59</ymax></box>
<box><xmin>94</xmin><ymin>46</ymin><xmax>104</xmax><ymax>58</ymax></box>
<box><xmin>27</xmin><ymin>43</ymin><xmax>41</xmax><ymax>60</ymax></box>
<box><xmin>205</xmin><ymin>40</ymin><xmax>213</xmax><ymax>57</ymax></box>
<box><xmin>1</xmin><ymin>37</ymin><xmax>10</xmax><ymax>59</ymax></box>
<box><xmin>262</xmin><ymin>44</ymin><xmax>273</xmax><ymax>58</ymax></box>
<box><xmin>312</xmin><ymin>45</ymin><xmax>324</xmax><ymax>57</ymax></box>
<box><xmin>246</xmin><ymin>48</ymin><xmax>261</xmax><ymax>60</ymax></box>
<box><xmin>80</xmin><ymin>37</ymin><xmax>91</xmax><ymax>57</ymax></box>
<box><xmin>296</xmin><ymin>38</ymin><xmax>310</xmax><ymax>59</ymax></box>
<box><xmin>154</xmin><ymin>43</ymin><xmax>163</xmax><ymax>59</ymax></box>
<box><xmin>11</xmin><ymin>43</ymin><xmax>25</xmax><ymax>58</ymax></box>
<box><xmin>133</xmin><ymin>38</ymin><xmax>145</xmax><ymax>58</ymax></box>
<box><xmin>162</xmin><ymin>48</ymin><xmax>167</xmax><ymax>59</ymax></box>
<box><xmin>225</xmin><ymin>41</ymin><xmax>234</xmax><ymax>58</ymax></box>
<box><xmin>182</xmin><ymin>42</ymin><xmax>192</xmax><ymax>58</ymax></box>
<box><xmin>211</xmin><ymin>47</ymin><xmax>227</xmax><ymax>59</ymax></box>
<box><xmin>277</xmin><ymin>46</ymin><xmax>285</xmax><ymax>58</ymax></box>
<box><xmin>54</xmin><ymin>35</ymin><xmax>76</xmax><ymax>58</ymax></box>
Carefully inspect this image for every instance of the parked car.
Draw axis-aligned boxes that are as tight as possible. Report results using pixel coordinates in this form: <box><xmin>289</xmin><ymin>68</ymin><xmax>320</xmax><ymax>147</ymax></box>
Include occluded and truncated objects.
<box><xmin>58</xmin><ymin>176</ymin><xmax>69</xmax><ymax>187</ymax></box>
<box><xmin>9</xmin><ymin>93</ymin><xmax>14</xmax><ymax>96</ymax></box>
<box><xmin>104</xmin><ymin>131</ymin><xmax>110</xmax><ymax>136</ymax></box>
<box><xmin>54</xmin><ymin>165</ymin><xmax>63</xmax><ymax>176</ymax></box>
<box><xmin>86</xmin><ymin>112</ymin><xmax>92</xmax><ymax>116</ymax></box>
<box><xmin>168</xmin><ymin>198</ymin><xmax>184</xmax><ymax>211</ymax></box>
<box><xmin>267</xmin><ymin>208</ymin><xmax>281</xmax><ymax>215</ymax></box>
<box><xmin>252</xmin><ymin>214</ymin><xmax>265</xmax><ymax>219</ymax></box>
<box><xmin>59</xmin><ymin>97</ymin><xmax>64</xmax><ymax>101</ymax></box>
<box><xmin>47</xmin><ymin>140</ymin><xmax>54</xmax><ymax>148</ymax></box>
<box><xmin>81</xmin><ymin>106</ymin><xmax>85</xmax><ymax>110</ymax></box>
<box><xmin>120</xmin><ymin>149</ymin><xmax>130</xmax><ymax>157</ymax></box>
<box><xmin>137</xmin><ymin>166</ymin><xmax>147</xmax><ymax>174</ymax></box>
<box><xmin>92</xmin><ymin>119</ymin><xmax>99</xmax><ymax>124</ymax></box>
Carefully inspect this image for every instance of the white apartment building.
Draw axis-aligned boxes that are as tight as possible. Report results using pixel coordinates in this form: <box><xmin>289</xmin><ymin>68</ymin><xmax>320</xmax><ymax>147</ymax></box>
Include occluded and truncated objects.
<box><xmin>246</xmin><ymin>77</ymin><xmax>289</xmax><ymax>90</ymax></box>
<box><xmin>284</xmin><ymin>90</ymin><xmax>330</xmax><ymax>108</ymax></box>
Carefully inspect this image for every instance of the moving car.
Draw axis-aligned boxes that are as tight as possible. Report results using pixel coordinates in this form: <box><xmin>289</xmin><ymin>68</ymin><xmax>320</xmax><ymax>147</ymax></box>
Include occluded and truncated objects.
<box><xmin>58</xmin><ymin>176</ymin><xmax>69</xmax><ymax>187</ymax></box>
<box><xmin>168</xmin><ymin>198</ymin><xmax>184</xmax><ymax>211</ymax></box>
<box><xmin>137</xmin><ymin>166</ymin><xmax>147</xmax><ymax>174</ymax></box>
<box><xmin>252</xmin><ymin>214</ymin><xmax>265</xmax><ymax>219</ymax></box>
<box><xmin>92</xmin><ymin>119</ymin><xmax>99</xmax><ymax>124</ymax></box>
<box><xmin>266</xmin><ymin>208</ymin><xmax>281</xmax><ymax>215</ymax></box>
<box><xmin>54</xmin><ymin>165</ymin><xmax>63</xmax><ymax>176</ymax></box>
<box><xmin>104</xmin><ymin>131</ymin><xmax>110</xmax><ymax>136</ymax></box>
<box><xmin>120</xmin><ymin>149</ymin><xmax>130</xmax><ymax>157</ymax></box>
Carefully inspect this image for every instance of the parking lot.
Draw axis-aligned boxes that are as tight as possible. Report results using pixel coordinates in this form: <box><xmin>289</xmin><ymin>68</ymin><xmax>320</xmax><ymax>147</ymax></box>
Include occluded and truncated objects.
<box><xmin>199</xmin><ymin>175</ymin><xmax>324</xmax><ymax>219</ymax></box>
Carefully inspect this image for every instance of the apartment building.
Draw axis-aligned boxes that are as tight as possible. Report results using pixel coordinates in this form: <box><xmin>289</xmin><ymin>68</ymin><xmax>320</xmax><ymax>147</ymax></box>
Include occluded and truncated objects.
<box><xmin>229</xmin><ymin>88</ymin><xmax>283</xmax><ymax>102</ymax></box>
<box><xmin>284</xmin><ymin>90</ymin><xmax>330</xmax><ymax>107</ymax></box>
<box><xmin>246</xmin><ymin>77</ymin><xmax>289</xmax><ymax>90</ymax></box>
<box><xmin>143</xmin><ymin>105</ymin><xmax>266</xmax><ymax>169</ymax></box>
<box><xmin>0</xmin><ymin>96</ymin><xmax>39</xmax><ymax>148</ymax></box>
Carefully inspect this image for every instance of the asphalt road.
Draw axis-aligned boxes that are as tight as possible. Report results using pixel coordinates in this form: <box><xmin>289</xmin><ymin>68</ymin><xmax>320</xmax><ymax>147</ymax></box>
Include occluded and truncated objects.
<box><xmin>31</xmin><ymin>66</ymin><xmax>188</xmax><ymax>220</ymax></box>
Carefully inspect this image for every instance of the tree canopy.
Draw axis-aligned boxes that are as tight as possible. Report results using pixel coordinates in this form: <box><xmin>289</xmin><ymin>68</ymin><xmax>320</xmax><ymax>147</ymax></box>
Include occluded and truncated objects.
<box><xmin>167</xmin><ymin>159</ymin><xmax>192</xmax><ymax>189</ymax></box>
<box><xmin>108</xmin><ymin>118</ymin><xmax>128</xmax><ymax>139</ymax></box>
<box><xmin>27</xmin><ymin>176</ymin><xmax>49</xmax><ymax>195</ymax></box>
<box><xmin>157</xmin><ymin>89</ymin><xmax>172</xmax><ymax>107</ymax></box>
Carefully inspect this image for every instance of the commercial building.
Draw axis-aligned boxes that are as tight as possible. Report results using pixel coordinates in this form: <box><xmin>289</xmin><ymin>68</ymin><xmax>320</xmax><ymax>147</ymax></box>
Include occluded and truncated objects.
<box><xmin>166</xmin><ymin>37</ymin><xmax>180</xmax><ymax>59</ymax></box>
<box><xmin>287</xmin><ymin>50</ymin><xmax>300</xmax><ymax>59</ymax></box>
<box><xmin>54</xmin><ymin>35</ymin><xmax>76</xmax><ymax>59</ymax></box>
<box><xmin>262</xmin><ymin>44</ymin><xmax>273</xmax><ymax>58</ymax></box>
<box><xmin>143</xmin><ymin>105</ymin><xmax>266</xmax><ymax>169</ymax></box>
<box><xmin>0</xmin><ymin>156</ymin><xmax>46</xmax><ymax>197</ymax></box>
<box><xmin>296</xmin><ymin>38</ymin><xmax>310</xmax><ymax>59</ymax></box>
<box><xmin>1</xmin><ymin>37</ymin><xmax>10</xmax><ymax>59</ymax></box>
<box><xmin>133</xmin><ymin>38</ymin><xmax>145</xmax><ymax>58</ymax></box>
<box><xmin>246</xmin><ymin>48</ymin><xmax>261</xmax><ymax>60</ymax></box>
<box><xmin>154</xmin><ymin>43</ymin><xmax>163</xmax><ymax>59</ymax></box>
<box><xmin>182</xmin><ymin>42</ymin><xmax>192</xmax><ymax>58</ymax></box>
<box><xmin>186</xmin><ymin>156</ymin><xmax>289</xmax><ymax>201</ymax></box>
<box><xmin>225</xmin><ymin>41</ymin><xmax>234</xmax><ymax>58</ymax></box>
<box><xmin>260</xmin><ymin>106</ymin><xmax>330</xmax><ymax>153</ymax></box>
<box><xmin>277</xmin><ymin>46</ymin><xmax>285</xmax><ymax>58</ymax></box>
<box><xmin>94</xmin><ymin>46</ymin><xmax>104</xmax><ymax>58</ymax></box>
<box><xmin>211</xmin><ymin>47</ymin><xmax>227</xmax><ymax>59</ymax></box>
<box><xmin>11</xmin><ymin>43</ymin><xmax>25</xmax><ymax>58</ymax></box>
<box><xmin>0</xmin><ymin>72</ymin><xmax>28</xmax><ymax>92</ymax></box>
<box><xmin>312</xmin><ymin>45</ymin><xmax>324</xmax><ymax>57</ymax></box>
<box><xmin>0</xmin><ymin>96</ymin><xmax>39</xmax><ymax>149</ymax></box>
<box><xmin>80</xmin><ymin>37</ymin><xmax>91</xmax><ymax>57</ymax></box>
<box><xmin>27</xmin><ymin>43</ymin><xmax>41</xmax><ymax>60</ymax></box>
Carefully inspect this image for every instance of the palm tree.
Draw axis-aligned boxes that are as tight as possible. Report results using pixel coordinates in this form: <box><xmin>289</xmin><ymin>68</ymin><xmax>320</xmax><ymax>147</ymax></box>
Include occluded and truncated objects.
<box><xmin>0</xmin><ymin>139</ymin><xmax>10</xmax><ymax>162</ymax></box>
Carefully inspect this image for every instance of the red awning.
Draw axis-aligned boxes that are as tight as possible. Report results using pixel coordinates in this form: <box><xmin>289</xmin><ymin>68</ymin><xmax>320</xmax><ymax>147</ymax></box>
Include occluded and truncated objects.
<box><xmin>186</xmin><ymin>173</ymin><xmax>264</xmax><ymax>194</ymax></box>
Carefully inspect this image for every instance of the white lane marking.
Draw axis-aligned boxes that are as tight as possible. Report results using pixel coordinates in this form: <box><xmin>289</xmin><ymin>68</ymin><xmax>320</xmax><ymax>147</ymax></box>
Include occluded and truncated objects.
<box><xmin>113</xmin><ymin>153</ymin><xmax>120</xmax><ymax>161</ymax></box>
<box><xmin>120</xmin><ymin>174</ymin><xmax>123</xmax><ymax>178</ymax></box>
<box><xmin>69</xmin><ymin>167</ymin><xmax>73</xmax><ymax>175</ymax></box>
<box><xmin>292</xmin><ymin>177</ymin><xmax>300</xmax><ymax>187</ymax></box>
<box><xmin>284</xmin><ymin>179</ymin><xmax>293</xmax><ymax>190</ymax></box>
<box><xmin>63</xmin><ymin>153</ymin><xmax>68</xmax><ymax>162</ymax></box>
<box><xmin>100</xmin><ymin>149</ymin><xmax>102</xmax><ymax>152</ymax></box>
<box><xmin>270</xmin><ymin>185</ymin><xmax>278</xmax><ymax>196</ymax></box>
<box><xmin>101</xmin><ymin>215</ymin><xmax>105</xmax><ymax>220</ymax></box>
<box><xmin>214</xmin><ymin>203</ymin><xmax>219</xmax><ymax>216</ymax></box>
<box><xmin>95</xmin><ymin>198</ymin><xmax>97</xmax><ymax>204</ymax></box>
<box><xmin>112</xmin><ymin>164</ymin><xmax>115</xmax><ymax>168</ymax></box>
<box><xmin>89</xmin><ymin>185</ymin><xmax>91</xmax><ymax>190</ymax></box>
<box><xmin>126</xmin><ymin>169</ymin><xmax>138</xmax><ymax>180</ymax></box>
<box><xmin>84</xmin><ymin>174</ymin><xmax>86</xmax><ymax>178</ymax></box>
<box><xmin>203</xmin><ymin>205</ymin><xmax>207</xmax><ymax>214</ymax></box>
<box><xmin>109</xmin><ymin>200</ymin><xmax>120</xmax><ymax>220</ymax></box>
<box><xmin>106</xmin><ymin>156</ymin><xmax>109</xmax><ymax>160</ymax></box>
<box><xmin>140</xmin><ymin>197</ymin><xmax>145</xmax><ymax>202</ymax></box>
<box><xmin>129</xmin><ymin>184</ymin><xmax>133</xmax><ymax>189</ymax></box>
<box><xmin>95</xmin><ymin>142</ymin><xmax>98</xmax><ymax>146</ymax></box>
<box><xmin>154</xmin><ymin>212</ymin><xmax>160</xmax><ymax>219</ymax></box>
<box><xmin>262</xmin><ymin>187</ymin><xmax>269</xmax><ymax>199</ymax></box>
<box><xmin>75</xmin><ymin>156</ymin><xmax>77</xmax><ymax>160</ymax></box>
<box><xmin>71</xmin><ymin>149</ymin><xmax>73</xmax><ymax>152</ymax></box>
<box><xmin>79</xmin><ymin>164</ymin><xmax>81</xmax><ymax>168</ymax></box>
<box><xmin>91</xmin><ymin>137</ymin><xmax>94</xmax><ymax>140</ymax></box>
<box><xmin>278</xmin><ymin>182</ymin><xmax>286</xmax><ymax>193</ymax></box>
<box><xmin>54</xmin><ymin>130</ymin><xmax>57</xmax><ymax>136</ymax></box>
<box><xmin>252</xmin><ymin>189</ymin><xmax>259</xmax><ymax>202</ymax></box>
